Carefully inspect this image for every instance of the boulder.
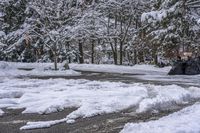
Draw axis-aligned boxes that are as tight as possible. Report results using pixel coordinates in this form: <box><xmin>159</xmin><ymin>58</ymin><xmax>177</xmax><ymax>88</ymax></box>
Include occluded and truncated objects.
<box><xmin>168</xmin><ymin>57</ymin><xmax>200</xmax><ymax>75</ymax></box>
<box><xmin>63</xmin><ymin>63</ymin><xmax>70</xmax><ymax>70</ymax></box>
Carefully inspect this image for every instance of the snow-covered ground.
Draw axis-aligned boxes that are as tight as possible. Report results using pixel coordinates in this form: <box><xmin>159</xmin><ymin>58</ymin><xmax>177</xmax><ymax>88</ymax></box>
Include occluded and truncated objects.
<box><xmin>1</xmin><ymin>62</ymin><xmax>200</xmax><ymax>132</ymax></box>
<box><xmin>70</xmin><ymin>63</ymin><xmax>171</xmax><ymax>75</ymax></box>
<box><xmin>121</xmin><ymin>102</ymin><xmax>200</xmax><ymax>133</ymax></box>
<box><xmin>0</xmin><ymin>77</ymin><xmax>200</xmax><ymax>130</ymax></box>
<box><xmin>0</xmin><ymin>61</ymin><xmax>80</xmax><ymax>77</ymax></box>
<box><xmin>70</xmin><ymin>64</ymin><xmax>200</xmax><ymax>86</ymax></box>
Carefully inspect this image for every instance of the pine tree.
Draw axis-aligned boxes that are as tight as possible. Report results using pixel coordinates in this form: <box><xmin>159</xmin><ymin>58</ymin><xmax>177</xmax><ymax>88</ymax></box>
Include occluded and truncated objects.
<box><xmin>141</xmin><ymin>0</ymin><xmax>200</xmax><ymax>64</ymax></box>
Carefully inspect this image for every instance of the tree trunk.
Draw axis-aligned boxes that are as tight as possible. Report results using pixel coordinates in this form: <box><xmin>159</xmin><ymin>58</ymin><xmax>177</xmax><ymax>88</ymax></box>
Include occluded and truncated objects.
<box><xmin>54</xmin><ymin>54</ymin><xmax>58</xmax><ymax>70</ymax></box>
<box><xmin>91</xmin><ymin>40</ymin><xmax>95</xmax><ymax>64</ymax></box>
<box><xmin>154</xmin><ymin>54</ymin><xmax>158</xmax><ymax>65</ymax></box>
<box><xmin>68</xmin><ymin>56</ymin><xmax>71</xmax><ymax>63</ymax></box>
<box><xmin>119</xmin><ymin>41</ymin><xmax>123</xmax><ymax>65</ymax></box>
<box><xmin>79</xmin><ymin>40</ymin><xmax>84</xmax><ymax>64</ymax></box>
<box><xmin>153</xmin><ymin>48</ymin><xmax>158</xmax><ymax>65</ymax></box>
<box><xmin>113</xmin><ymin>51</ymin><xmax>118</xmax><ymax>65</ymax></box>
<box><xmin>119</xmin><ymin>14</ymin><xmax>123</xmax><ymax>65</ymax></box>
<box><xmin>134</xmin><ymin>49</ymin><xmax>137</xmax><ymax>64</ymax></box>
<box><xmin>114</xmin><ymin>38</ymin><xmax>118</xmax><ymax>65</ymax></box>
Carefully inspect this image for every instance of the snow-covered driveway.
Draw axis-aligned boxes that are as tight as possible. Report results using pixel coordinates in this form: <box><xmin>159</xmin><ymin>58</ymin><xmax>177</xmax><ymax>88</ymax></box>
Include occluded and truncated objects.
<box><xmin>1</xmin><ymin>62</ymin><xmax>200</xmax><ymax>132</ymax></box>
<box><xmin>0</xmin><ymin>77</ymin><xmax>200</xmax><ymax>131</ymax></box>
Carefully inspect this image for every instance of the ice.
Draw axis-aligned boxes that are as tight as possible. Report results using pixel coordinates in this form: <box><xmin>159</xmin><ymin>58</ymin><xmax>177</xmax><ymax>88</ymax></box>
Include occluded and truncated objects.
<box><xmin>121</xmin><ymin>103</ymin><xmax>200</xmax><ymax>133</ymax></box>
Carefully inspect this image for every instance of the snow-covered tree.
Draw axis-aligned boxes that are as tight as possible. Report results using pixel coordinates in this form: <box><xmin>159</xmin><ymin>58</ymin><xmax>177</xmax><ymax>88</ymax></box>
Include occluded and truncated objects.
<box><xmin>0</xmin><ymin>0</ymin><xmax>199</xmax><ymax>65</ymax></box>
<box><xmin>141</xmin><ymin>0</ymin><xmax>200</xmax><ymax>64</ymax></box>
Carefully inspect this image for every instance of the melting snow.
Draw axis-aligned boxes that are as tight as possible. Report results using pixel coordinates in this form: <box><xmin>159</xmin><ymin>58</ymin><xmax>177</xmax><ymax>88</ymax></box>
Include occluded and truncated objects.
<box><xmin>0</xmin><ymin>77</ymin><xmax>198</xmax><ymax>130</ymax></box>
<box><xmin>1</xmin><ymin>62</ymin><xmax>200</xmax><ymax>130</ymax></box>
<box><xmin>121</xmin><ymin>103</ymin><xmax>200</xmax><ymax>133</ymax></box>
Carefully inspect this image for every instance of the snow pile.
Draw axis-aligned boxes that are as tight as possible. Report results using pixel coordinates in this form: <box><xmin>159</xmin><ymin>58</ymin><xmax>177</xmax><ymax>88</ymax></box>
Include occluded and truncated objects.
<box><xmin>0</xmin><ymin>109</ymin><xmax>4</xmax><ymax>116</ymax></box>
<box><xmin>0</xmin><ymin>72</ymin><xmax>200</xmax><ymax>130</ymax></box>
<box><xmin>121</xmin><ymin>103</ymin><xmax>200</xmax><ymax>133</ymax></box>
<box><xmin>20</xmin><ymin>118</ymin><xmax>67</xmax><ymax>130</ymax></box>
<box><xmin>70</xmin><ymin>64</ymin><xmax>171</xmax><ymax>75</ymax></box>
<box><xmin>198</xmin><ymin>19</ymin><xmax>200</xmax><ymax>25</ymax></box>
<box><xmin>0</xmin><ymin>61</ymin><xmax>80</xmax><ymax>77</ymax></box>
<box><xmin>0</xmin><ymin>78</ymin><xmax>195</xmax><ymax>130</ymax></box>
<box><xmin>0</xmin><ymin>79</ymin><xmax>148</xmax><ymax>115</ymax></box>
<box><xmin>137</xmin><ymin>85</ymin><xmax>192</xmax><ymax>113</ymax></box>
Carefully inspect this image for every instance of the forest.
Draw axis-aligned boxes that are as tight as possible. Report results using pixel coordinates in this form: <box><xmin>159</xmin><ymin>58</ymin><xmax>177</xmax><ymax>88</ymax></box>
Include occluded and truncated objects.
<box><xmin>0</xmin><ymin>0</ymin><xmax>200</xmax><ymax>69</ymax></box>
<box><xmin>1</xmin><ymin>1</ymin><xmax>200</xmax><ymax>132</ymax></box>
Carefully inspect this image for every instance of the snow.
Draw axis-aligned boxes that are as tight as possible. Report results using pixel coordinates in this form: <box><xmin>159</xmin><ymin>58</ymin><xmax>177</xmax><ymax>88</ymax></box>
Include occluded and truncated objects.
<box><xmin>141</xmin><ymin>10</ymin><xmax>167</xmax><ymax>22</ymax></box>
<box><xmin>16</xmin><ymin>81</ymin><xmax>200</xmax><ymax>130</ymax></box>
<box><xmin>198</xmin><ymin>19</ymin><xmax>200</xmax><ymax>24</ymax></box>
<box><xmin>136</xmin><ymin>74</ymin><xmax>200</xmax><ymax>87</ymax></box>
<box><xmin>70</xmin><ymin>64</ymin><xmax>200</xmax><ymax>86</ymax></box>
<box><xmin>0</xmin><ymin>31</ymin><xmax>5</xmax><ymax>37</ymax></box>
<box><xmin>0</xmin><ymin>109</ymin><xmax>4</xmax><ymax>116</ymax></box>
<box><xmin>70</xmin><ymin>63</ymin><xmax>171</xmax><ymax>74</ymax></box>
<box><xmin>20</xmin><ymin>118</ymin><xmax>67</xmax><ymax>130</ymax></box>
<box><xmin>0</xmin><ymin>61</ymin><xmax>81</xmax><ymax>77</ymax></box>
<box><xmin>141</xmin><ymin>2</ymin><xmax>179</xmax><ymax>23</ymax></box>
<box><xmin>0</xmin><ymin>77</ymin><xmax>198</xmax><ymax>130</ymax></box>
<box><xmin>0</xmin><ymin>42</ymin><xmax>7</xmax><ymax>48</ymax></box>
<box><xmin>136</xmin><ymin>85</ymin><xmax>196</xmax><ymax>113</ymax></box>
<box><xmin>121</xmin><ymin>103</ymin><xmax>200</xmax><ymax>133</ymax></box>
<box><xmin>1</xmin><ymin>62</ymin><xmax>200</xmax><ymax>130</ymax></box>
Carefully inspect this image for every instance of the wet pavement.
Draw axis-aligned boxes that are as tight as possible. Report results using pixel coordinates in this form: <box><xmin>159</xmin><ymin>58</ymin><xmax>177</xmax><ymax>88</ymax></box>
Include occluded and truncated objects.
<box><xmin>0</xmin><ymin>101</ymin><xmax>196</xmax><ymax>133</ymax></box>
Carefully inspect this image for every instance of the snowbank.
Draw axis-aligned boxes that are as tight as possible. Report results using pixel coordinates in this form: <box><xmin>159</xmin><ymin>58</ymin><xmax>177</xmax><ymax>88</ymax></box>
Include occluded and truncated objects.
<box><xmin>0</xmin><ymin>61</ymin><xmax>80</xmax><ymax>77</ymax></box>
<box><xmin>70</xmin><ymin>64</ymin><xmax>171</xmax><ymax>75</ymax></box>
<box><xmin>121</xmin><ymin>103</ymin><xmax>200</xmax><ymax>133</ymax></box>
<box><xmin>137</xmin><ymin>85</ymin><xmax>192</xmax><ymax>113</ymax></box>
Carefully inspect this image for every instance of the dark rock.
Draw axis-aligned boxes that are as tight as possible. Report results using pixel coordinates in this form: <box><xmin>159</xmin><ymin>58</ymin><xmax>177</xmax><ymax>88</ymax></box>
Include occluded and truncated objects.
<box><xmin>168</xmin><ymin>57</ymin><xmax>200</xmax><ymax>75</ymax></box>
<box><xmin>63</xmin><ymin>63</ymin><xmax>70</xmax><ymax>70</ymax></box>
<box><xmin>168</xmin><ymin>61</ymin><xmax>185</xmax><ymax>75</ymax></box>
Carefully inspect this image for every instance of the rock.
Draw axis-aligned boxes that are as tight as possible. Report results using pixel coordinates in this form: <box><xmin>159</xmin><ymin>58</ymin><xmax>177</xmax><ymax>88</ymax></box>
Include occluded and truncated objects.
<box><xmin>168</xmin><ymin>61</ymin><xmax>185</xmax><ymax>75</ymax></box>
<box><xmin>168</xmin><ymin>57</ymin><xmax>200</xmax><ymax>75</ymax></box>
<box><xmin>63</xmin><ymin>63</ymin><xmax>70</xmax><ymax>70</ymax></box>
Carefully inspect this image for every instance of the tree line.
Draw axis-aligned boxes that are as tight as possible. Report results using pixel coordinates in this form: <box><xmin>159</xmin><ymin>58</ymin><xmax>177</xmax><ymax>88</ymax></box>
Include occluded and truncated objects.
<box><xmin>0</xmin><ymin>0</ymin><xmax>200</xmax><ymax>69</ymax></box>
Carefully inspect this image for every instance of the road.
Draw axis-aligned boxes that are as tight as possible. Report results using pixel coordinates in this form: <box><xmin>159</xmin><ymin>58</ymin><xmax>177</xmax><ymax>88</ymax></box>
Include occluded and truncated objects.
<box><xmin>1</xmin><ymin>70</ymin><xmax>200</xmax><ymax>133</ymax></box>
